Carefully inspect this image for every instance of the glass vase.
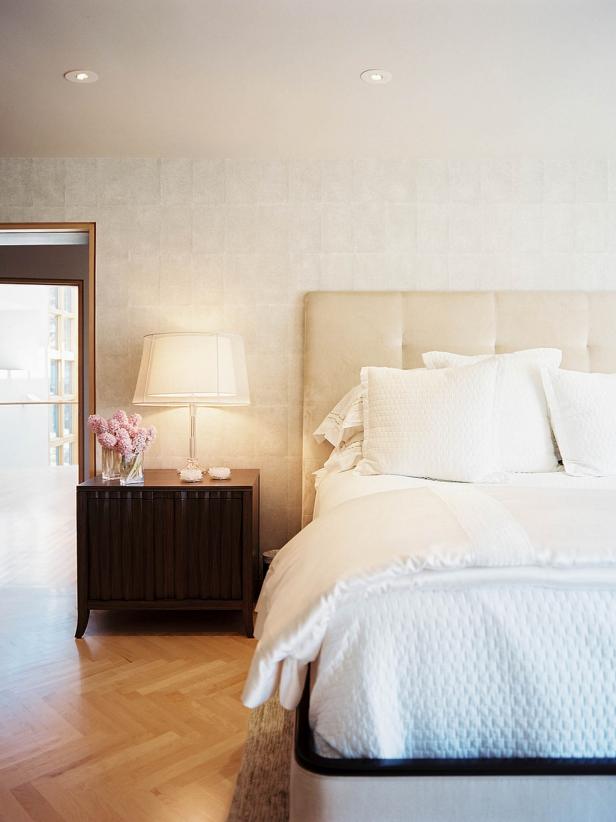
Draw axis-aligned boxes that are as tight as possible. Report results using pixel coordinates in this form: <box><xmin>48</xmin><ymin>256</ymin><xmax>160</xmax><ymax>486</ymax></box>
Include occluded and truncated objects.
<box><xmin>120</xmin><ymin>452</ymin><xmax>144</xmax><ymax>485</ymax></box>
<box><xmin>101</xmin><ymin>447</ymin><xmax>121</xmax><ymax>481</ymax></box>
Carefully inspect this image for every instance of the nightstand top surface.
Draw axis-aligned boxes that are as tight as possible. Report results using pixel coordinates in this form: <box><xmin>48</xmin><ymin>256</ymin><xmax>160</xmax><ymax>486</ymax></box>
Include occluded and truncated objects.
<box><xmin>79</xmin><ymin>468</ymin><xmax>260</xmax><ymax>490</ymax></box>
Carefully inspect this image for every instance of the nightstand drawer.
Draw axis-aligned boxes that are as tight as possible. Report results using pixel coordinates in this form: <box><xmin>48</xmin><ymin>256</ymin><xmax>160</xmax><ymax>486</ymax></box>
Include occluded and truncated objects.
<box><xmin>173</xmin><ymin>489</ymin><xmax>243</xmax><ymax>600</ymax></box>
<box><xmin>84</xmin><ymin>488</ymin><xmax>244</xmax><ymax>602</ymax></box>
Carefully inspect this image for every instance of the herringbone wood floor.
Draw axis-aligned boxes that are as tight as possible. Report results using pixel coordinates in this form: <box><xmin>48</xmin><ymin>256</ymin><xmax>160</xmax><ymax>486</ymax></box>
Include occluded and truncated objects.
<box><xmin>0</xmin><ymin>469</ymin><xmax>255</xmax><ymax>822</ymax></box>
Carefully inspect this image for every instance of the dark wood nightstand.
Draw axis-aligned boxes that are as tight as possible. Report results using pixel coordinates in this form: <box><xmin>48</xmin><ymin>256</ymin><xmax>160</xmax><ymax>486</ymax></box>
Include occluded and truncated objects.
<box><xmin>76</xmin><ymin>469</ymin><xmax>260</xmax><ymax>638</ymax></box>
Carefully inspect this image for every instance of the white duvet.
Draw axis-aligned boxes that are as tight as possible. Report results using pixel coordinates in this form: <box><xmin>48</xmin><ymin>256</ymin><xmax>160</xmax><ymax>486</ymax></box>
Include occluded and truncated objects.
<box><xmin>243</xmin><ymin>476</ymin><xmax>616</xmax><ymax>759</ymax></box>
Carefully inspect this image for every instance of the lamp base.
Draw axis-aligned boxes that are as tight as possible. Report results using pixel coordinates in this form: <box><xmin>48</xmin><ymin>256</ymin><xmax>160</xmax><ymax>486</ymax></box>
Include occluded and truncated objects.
<box><xmin>178</xmin><ymin>458</ymin><xmax>203</xmax><ymax>483</ymax></box>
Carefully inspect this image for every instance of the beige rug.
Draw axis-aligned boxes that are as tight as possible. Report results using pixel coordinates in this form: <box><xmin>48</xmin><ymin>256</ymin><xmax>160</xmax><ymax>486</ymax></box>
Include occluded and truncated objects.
<box><xmin>227</xmin><ymin>699</ymin><xmax>294</xmax><ymax>821</ymax></box>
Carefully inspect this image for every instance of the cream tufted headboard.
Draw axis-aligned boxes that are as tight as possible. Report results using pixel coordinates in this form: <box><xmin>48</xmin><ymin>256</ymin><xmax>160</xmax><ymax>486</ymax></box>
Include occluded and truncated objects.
<box><xmin>302</xmin><ymin>291</ymin><xmax>616</xmax><ymax>526</ymax></box>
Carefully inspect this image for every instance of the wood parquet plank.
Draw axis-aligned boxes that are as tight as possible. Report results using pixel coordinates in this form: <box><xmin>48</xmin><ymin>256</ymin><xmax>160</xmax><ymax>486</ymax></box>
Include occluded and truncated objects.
<box><xmin>0</xmin><ymin>469</ymin><xmax>256</xmax><ymax>821</ymax></box>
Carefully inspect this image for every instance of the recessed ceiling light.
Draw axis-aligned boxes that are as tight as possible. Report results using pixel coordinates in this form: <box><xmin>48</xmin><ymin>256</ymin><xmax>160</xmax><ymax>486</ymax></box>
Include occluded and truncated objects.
<box><xmin>64</xmin><ymin>69</ymin><xmax>99</xmax><ymax>84</ymax></box>
<box><xmin>360</xmin><ymin>69</ymin><xmax>392</xmax><ymax>85</ymax></box>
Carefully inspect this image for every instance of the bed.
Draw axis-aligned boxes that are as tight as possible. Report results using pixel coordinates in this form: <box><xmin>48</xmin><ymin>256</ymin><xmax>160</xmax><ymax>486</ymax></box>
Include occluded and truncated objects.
<box><xmin>244</xmin><ymin>291</ymin><xmax>616</xmax><ymax>822</ymax></box>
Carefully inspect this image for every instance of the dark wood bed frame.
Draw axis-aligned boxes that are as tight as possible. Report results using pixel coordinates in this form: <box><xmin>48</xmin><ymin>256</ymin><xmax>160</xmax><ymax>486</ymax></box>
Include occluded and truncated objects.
<box><xmin>294</xmin><ymin>668</ymin><xmax>616</xmax><ymax>778</ymax></box>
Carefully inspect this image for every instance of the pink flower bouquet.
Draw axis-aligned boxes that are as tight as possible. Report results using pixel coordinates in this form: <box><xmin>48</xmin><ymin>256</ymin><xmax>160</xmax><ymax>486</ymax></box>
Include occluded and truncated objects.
<box><xmin>89</xmin><ymin>410</ymin><xmax>156</xmax><ymax>483</ymax></box>
<box><xmin>88</xmin><ymin>410</ymin><xmax>156</xmax><ymax>458</ymax></box>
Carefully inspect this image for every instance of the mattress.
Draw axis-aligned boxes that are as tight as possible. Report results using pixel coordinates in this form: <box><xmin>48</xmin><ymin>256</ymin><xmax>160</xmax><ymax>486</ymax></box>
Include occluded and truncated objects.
<box><xmin>305</xmin><ymin>469</ymin><xmax>616</xmax><ymax>759</ymax></box>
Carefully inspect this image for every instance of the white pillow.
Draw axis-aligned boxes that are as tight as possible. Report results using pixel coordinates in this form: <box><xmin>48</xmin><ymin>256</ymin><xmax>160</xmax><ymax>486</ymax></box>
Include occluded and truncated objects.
<box><xmin>314</xmin><ymin>432</ymin><xmax>364</xmax><ymax>486</ymax></box>
<box><xmin>423</xmin><ymin>348</ymin><xmax>562</xmax><ymax>473</ymax></box>
<box><xmin>313</xmin><ymin>385</ymin><xmax>363</xmax><ymax>447</ymax></box>
<box><xmin>358</xmin><ymin>360</ymin><xmax>501</xmax><ymax>482</ymax></box>
<box><xmin>542</xmin><ymin>368</ymin><xmax>616</xmax><ymax>476</ymax></box>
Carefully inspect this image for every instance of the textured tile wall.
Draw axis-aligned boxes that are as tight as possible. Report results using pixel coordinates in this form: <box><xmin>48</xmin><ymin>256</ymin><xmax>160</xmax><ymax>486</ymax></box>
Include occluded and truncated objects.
<box><xmin>2</xmin><ymin>157</ymin><xmax>616</xmax><ymax>548</ymax></box>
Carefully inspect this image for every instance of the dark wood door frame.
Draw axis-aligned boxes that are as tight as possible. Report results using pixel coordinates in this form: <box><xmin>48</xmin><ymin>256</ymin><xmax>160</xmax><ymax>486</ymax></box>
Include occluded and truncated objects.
<box><xmin>0</xmin><ymin>222</ymin><xmax>96</xmax><ymax>481</ymax></box>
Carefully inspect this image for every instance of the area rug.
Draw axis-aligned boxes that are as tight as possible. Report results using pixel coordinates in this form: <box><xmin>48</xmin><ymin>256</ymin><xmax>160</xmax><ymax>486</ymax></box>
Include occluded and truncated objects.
<box><xmin>227</xmin><ymin>698</ymin><xmax>293</xmax><ymax>821</ymax></box>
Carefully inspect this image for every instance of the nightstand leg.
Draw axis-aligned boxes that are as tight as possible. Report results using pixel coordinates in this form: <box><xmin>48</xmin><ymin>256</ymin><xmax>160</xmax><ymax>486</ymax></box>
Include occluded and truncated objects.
<box><xmin>242</xmin><ymin>606</ymin><xmax>254</xmax><ymax>638</ymax></box>
<box><xmin>75</xmin><ymin>608</ymin><xmax>90</xmax><ymax>639</ymax></box>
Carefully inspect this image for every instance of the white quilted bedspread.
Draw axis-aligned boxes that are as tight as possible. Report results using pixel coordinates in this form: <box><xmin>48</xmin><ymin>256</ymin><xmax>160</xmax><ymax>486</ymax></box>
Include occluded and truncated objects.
<box><xmin>243</xmin><ymin>477</ymin><xmax>616</xmax><ymax>759</ymax></box>
<box><xmin>311</xmin><ymin>584</ymin><xmax>616</xmax><ymax>758</ymax></box>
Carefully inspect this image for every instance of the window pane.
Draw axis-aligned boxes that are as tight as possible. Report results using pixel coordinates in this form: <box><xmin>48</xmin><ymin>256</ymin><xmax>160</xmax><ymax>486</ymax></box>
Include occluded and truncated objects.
<box><xmin>49</xmin><ymin>360</ymin><xmax>59</xmax><ymax>395</ymax></box>
<box><xmin>49</xmin><ymin>446</ymin><xmax>59</xmax><ymax>466</ymax></box>
<box><xmin>63</xmin><ymin>404</ymin><xmax>73</xmax><ymax>435</ymax></box>
<box><xmin>63</xmin><ymin>361</ymin><xmax>73</xmax><ymax>394</ymax></box>
<box><xmin>63</xmin><ymin>288</ymin><xmax>74</xmax><ymax>312</ymax></box>
<box><xmin>62</xmin><ymin>442</ymin><xmax>71</xmax><ymax>464</ymax></box>
<box><xmin>64</xmin><ymin>318</ymin><xmax>73</xmax><ymax>352</ymax></box>
<box><xmin>49</xmin><ymin>287</ymin><xmax>60</xmax><ymax>309</ymax></box>
<box><xmin>49</xmin><ymin>314</ymin><xmax>58</xmax><ymax>349</ymax></box>
<box><xmin>49</xmin><ymin>404</ymin><xmax>60</xmax><ymax>437</ymax></box>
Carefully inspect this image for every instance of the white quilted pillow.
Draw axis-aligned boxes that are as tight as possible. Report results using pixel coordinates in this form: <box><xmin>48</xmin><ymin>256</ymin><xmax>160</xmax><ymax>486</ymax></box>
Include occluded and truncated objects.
<box><xmin>423</xmin><ymin>349</ymin><xmax>562</xmax><ymax>473</ymax></box>
<box><xmin>542</xmin><ymin>368</ymin><xmax>616</xmax><ymax>476</ymax></box>
<box><xmin>313</xmin><ymin>385</ymin><xmax>363</xmax><ymax>447</ymax></box>
<box><xmin>358</xmin><ymin>360</ymin><xmax>501</xmax><ymax>482</ymax></box>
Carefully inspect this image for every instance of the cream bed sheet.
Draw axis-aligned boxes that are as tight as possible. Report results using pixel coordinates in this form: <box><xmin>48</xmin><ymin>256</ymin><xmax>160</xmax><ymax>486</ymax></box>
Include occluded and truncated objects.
<box><xmin>314</xmin><ymin>467</ymin><xmax>616</xmax><ymax>518</ymax></box>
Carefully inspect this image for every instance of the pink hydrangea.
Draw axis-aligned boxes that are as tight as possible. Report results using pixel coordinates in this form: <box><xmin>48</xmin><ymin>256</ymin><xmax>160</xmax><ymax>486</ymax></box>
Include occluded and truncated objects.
<box><xmin>98</xmin><ymin>432</ymin><xmax>117</xmax><ymax>449</ymax></box>
<box><xmin>116</xmin><ymin>429</ymin><xmax>131</xmax><ymax>455</ymax></box>
<box><xmin>112</xmin><ymin>409</ymin><xmax>129</xmax><ymax>426</ymax></box>
<box><xmin>88</xmin><ymin>414</ymin><xmax>108</xmax><ymax>435</ymax></box>
<box><xmin>107</xmin><ymin>417</ymin><xmax>121</xmax><ymax>434</ymax></box>
<box><xmin>133</xmin><ymin>431</ymin><xmax>147</xmax><ymax>455</ymax></box>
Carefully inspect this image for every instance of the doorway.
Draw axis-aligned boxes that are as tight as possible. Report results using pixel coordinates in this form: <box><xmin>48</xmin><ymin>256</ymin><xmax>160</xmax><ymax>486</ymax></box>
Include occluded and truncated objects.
<box><xmin>0</xmin><ymin>223</ymin><xmax>96</xmax><ymax>480</ymax></box>
<box><xmin>0</xmin><ymin>223</ymin><xmax>95</xmax><ymax>590</ymax></box>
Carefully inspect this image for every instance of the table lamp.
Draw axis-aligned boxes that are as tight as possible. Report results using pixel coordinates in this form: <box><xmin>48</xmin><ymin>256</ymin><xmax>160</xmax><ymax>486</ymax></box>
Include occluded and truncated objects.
<box><xmin>133</xmin><ymin>332</ymin><xmax>250</xmax><ymax>481</ymax></box>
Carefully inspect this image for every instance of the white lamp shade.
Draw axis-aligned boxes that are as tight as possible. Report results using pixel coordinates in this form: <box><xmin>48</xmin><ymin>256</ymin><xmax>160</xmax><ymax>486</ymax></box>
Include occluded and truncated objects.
<box><xmin>133</xmin><ymin>332</ymin><xmax>250</xmax><ymax>406</ymax></box>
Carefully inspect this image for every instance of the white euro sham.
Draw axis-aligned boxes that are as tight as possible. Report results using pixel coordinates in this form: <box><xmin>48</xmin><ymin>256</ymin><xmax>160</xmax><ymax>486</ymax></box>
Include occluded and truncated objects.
<box><xmin>313</xmin><ymin>432</ymin><xmax>363</xmax><ymax>486</ymax></box>
<box><xmin>423</xmin><ymin>348</ymin><xmax>562</xmax><ymax>473</ymax></box>
<box><xmin>542</xmin><ymin>367</ymin><xmax>616</xmax><ymax>476</ymax></box>
<box><xmin>313</xmin><ymin>384</ymin><xmax>363</xmax><ymax>448</ymax></box>
<box><xmin>358</xmin><ymin>360</ymin><xmax>501</xmax><ymax>482</ymax></box>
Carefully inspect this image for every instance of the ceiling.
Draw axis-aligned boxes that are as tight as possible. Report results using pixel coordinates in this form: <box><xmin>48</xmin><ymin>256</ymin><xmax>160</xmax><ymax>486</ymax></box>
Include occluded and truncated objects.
<box><xmin>1</xmin><ymin>0</ymin><xmax>616</xmax><ymax>157</ymax></box>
